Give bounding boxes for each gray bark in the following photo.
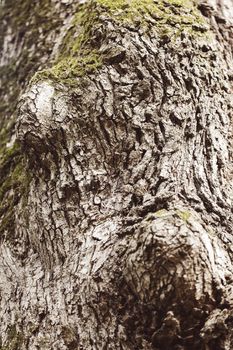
[0,0,233,349]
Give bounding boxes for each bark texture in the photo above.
[0,0,233,349]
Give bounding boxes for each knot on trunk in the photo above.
[16,82,71,155]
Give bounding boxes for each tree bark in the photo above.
[0,0,233,349]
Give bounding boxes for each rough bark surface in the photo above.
[0,0,233,349]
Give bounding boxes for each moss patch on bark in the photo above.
[0,324,24,350]
[96,0,206,28]
[0,0,61,238]
[31,0,209,86]
[0,125,30,238]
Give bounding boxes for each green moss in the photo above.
[32,0,208,86]
[31,1,103,86]
[0,0,56,238]
[0,325,24,350]
[154,209,169,217]
[0,126,31,239]
[176,210,191,222]
[32,51,102,86]
[145,208,191,222]
[97,0,208,39]
[145,209,173,221]
[96,0,204,25]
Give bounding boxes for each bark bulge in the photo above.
[0,0,233,349]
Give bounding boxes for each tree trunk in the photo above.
[0,0,233,349]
